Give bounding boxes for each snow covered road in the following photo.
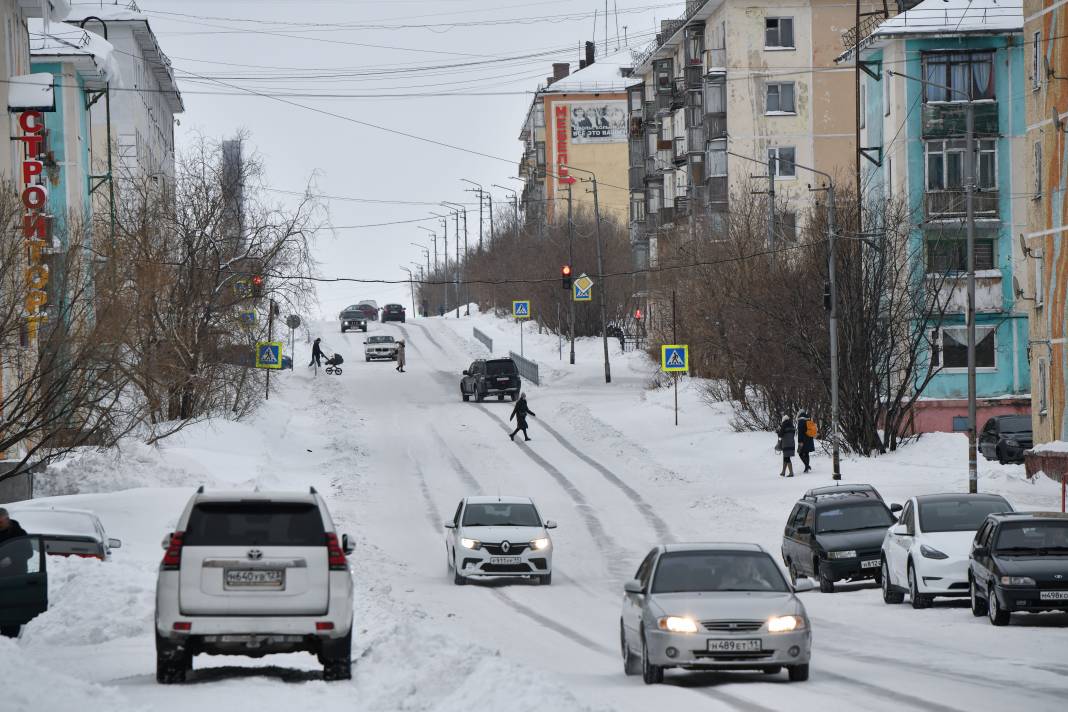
[3,313,1067,711]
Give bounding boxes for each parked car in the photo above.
[154,487,355,683]
[978,414,1033,464]
[357,300,379,321]
[460,358,521,402]
[880,493,1012,608]
[0,535,47,638]
[381,303,406,323]
[781,486,895,592]
[339,305,367,333]
[7,507,121,560]
[444,496,555,585]
[621,543,814,685]
[364,335,399,361]
[969,511,1068,625]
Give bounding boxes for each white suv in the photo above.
[154,487,355,683]
[445,496,556,585]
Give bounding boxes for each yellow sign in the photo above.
[512,300,531,319]
[255,341,284,369]
[573,273,594,302]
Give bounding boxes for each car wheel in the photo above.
[365,357,371,362]
[155,635,189,685]
[881,560,904,604]
[476,387,485,402]
[787,664,810,682]
[996,446,1006,465]
[970,576,988,617]
[510,392,519,402]
[497,394,504,401]
[908,562,932,609]
[321,631,352,681]
[622,622,641,676]
[539,573,552,586]
[640,634,663,685]
[988,585,1010,626]
[462,392,470,402]
[817,563,835,593]
[341,327,346,333]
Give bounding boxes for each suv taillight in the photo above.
[326,533,347,570]
[161,531,184,570]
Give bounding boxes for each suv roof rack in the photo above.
[803,484,883,502]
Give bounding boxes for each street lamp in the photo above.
[442,201,469,316]
[461,179,485,252]
[430,211,451,313]
[399,266,415,318]
[416,227,437,269]
[410,243,430,281]
[492,184,520,243]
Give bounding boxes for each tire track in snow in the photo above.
[815,670,965,712]
[428,428,482,492]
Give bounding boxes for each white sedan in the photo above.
[7,507,121,560]
[880,493,1012,608]
[444,496,556,585]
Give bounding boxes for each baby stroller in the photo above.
[324,353,344,375]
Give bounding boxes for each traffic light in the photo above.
[561,264,572,290]
[251,274,265,299]
[634,308,643,320]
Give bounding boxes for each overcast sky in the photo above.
[109,0,679,318]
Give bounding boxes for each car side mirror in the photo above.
[891,524,908,536]
[793,578,815,593]
[342,534,355,555]
[108,538,122,550]
[444,522,456,529]
[161,533,172,551]
[363,341,368,345]
[462,370,469,376]
[796,525,811,535]
[544,520,557,529]
[972,546,989,557]
[624,579,644,595]
[890,503,903,513]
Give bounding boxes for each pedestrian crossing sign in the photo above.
[572,273,594,302]
[255,341,283,369]
[661,344,689,373]
[512,300,531,319]
[238,310,257,327]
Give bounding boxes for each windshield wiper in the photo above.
[994,546,1042,554]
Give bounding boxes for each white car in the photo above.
[444,496,555,585]
[364,335,398,361]
[154,487,355,683]
[881,493,1012,609]
[8,507,121,560]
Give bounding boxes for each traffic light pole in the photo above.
[573,168,611,384]
[567,180,575,365]
[266,298,275,401]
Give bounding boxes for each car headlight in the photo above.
[460,538,481,550]
[657,616,699,634]
[530,537,550,551]
[767,615,805,633]
[920,544,949,560]
[827,550,857,560]
[1000,576,1035,586]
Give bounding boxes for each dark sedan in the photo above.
[381,303,406,323]
[978,414,1032,464]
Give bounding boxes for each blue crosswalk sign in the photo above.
[255,341,283,369]
[661,344,689,373]
[512,300,531,319]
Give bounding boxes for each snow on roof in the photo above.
[17,0,72,20]
[8,72,55,111]
[28,19,119,87]
[65,1,145,23]
[543,49,635,94]
[8,508,102,539]
[873,0,1022,38]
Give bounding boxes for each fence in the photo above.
[509,351,540,386]
[473,327,493,352]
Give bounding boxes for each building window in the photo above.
[931,325,996,370]
[1033,142,1042,197]
[765,17,794,49]
[707,138,727,176]
[1039,359,1048,415]
[768,146,796,177]
[1032,31,1042,90]
[922,52,995,102]
[777,211,797,242]
[859,84,866,129]
[534,108,544,128]
[925,236,995,272]
[884,74,890,116]
[766,82,796,114]
[630,192,646,224]
[1035,254,1044,307]
[535,141,545,168]
[925,139,997,191]
[704,78,726,114]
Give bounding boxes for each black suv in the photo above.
[381,303,406,323]
[782,485,896,592]
[339,305,367,333]
[460,358,521,402]
[969,511,1068,625]
[978,414,1032,464]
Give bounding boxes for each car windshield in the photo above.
[344,305,360,312]
[184,502,325,547]
[368,336,394,344]
[815,502,894,533]
[994,522,1068,553]
[919,498,1010,533]
[999,416,1031,434]
[486,360,517,376]
[651,551,789,594]
[462,503,540,527]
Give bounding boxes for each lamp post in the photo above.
[461,179,485,253]
[492,184,520,243]
[400,266,415,317]
[417,227,437,270]
[442,201,467,317]
[410,242,430,276]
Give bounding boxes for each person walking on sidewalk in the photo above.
[395,340,406,372]
[796,410,816,473]
[777,415,796,478]
[509,393,535,442]
[309,337,326,368]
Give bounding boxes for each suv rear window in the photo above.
[184,502,325,547]
[486,360,517,376]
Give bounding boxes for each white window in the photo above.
[766,82,796,114]
[1033,31,1042,90]
[1035,254,1044,307]
[765,17,794,49]
[931,325,996,370]
[1039,359,1048,415]
[768,146,796,178]
[925,139,997,191]
[859,84,866,129]
[1033,142,1042,197]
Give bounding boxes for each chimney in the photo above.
[579,59,587,69]
[585,41,595,67]
[551,62,570,83]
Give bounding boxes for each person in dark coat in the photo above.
[0,508,32,638]
[309,338,326,368]
[777,415,796,477]
[509,393,536,442]
[796,410,816,473]
[0,508,27,546]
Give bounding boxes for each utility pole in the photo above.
[266,298,275,401]
[400,266,415,317]
[827,184,841,481]
[566,179,576,365]
[461,179,484,252]
[767,155,777,251]
[488,192,495,246]
[443,202,468,316]
[965,102,978,494]
[571,167,611,384]
[493,185,520,243]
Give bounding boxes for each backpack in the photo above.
[805,419,818,439]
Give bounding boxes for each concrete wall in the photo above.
[0,1,33,180]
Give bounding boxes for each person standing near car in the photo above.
[395,340,406,373]
[796,410,816,473]
[0,508,30,637]
[777,415,796,478]
[0,508,27,546]
[509,393,536,442]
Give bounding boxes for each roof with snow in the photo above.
[17,0,71,20]
[542,49,635,94]
[873,0,1022,38]
[29,20,118,89]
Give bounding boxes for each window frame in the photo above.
[931,324,998,372]
[924,138,998,192]
[765,81,796,114]
[1033,30,1042,90]
[921,51,996,103]
[925,235,996,273]
[1033,141,1042,198]
[768,146,796,178]
[765,17,795,49]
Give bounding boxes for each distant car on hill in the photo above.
[7,507,121,560]
[460,358,521,402]
[978,414,1032,464]
[339,305,368,333]
[381,303,406,323]
[357,300,379,321]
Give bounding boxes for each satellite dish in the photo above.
[1012,274,1024,298]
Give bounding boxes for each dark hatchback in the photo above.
[978,415,1033,464]
[381,303,406,323]
[969,512,1068,625]
[460,358,521,402]
[782,486,895,592]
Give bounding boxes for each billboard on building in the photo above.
[568,101,627,144]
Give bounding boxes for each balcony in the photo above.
[705,48,726,72]
[675,195,690,216]
[925,190,999,219]
[685,64,703,89]
[673,135,688,163]
[927,271,1004,314]
[659,205,676,227]
[629,165,646,191]
[687,124,706,152]
[922,102,998,139]
[708,176,728,205]
[706,114,727,139]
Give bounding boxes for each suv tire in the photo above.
[510,392,519,402]
[908,562,932,609]
[462,391,470,402]
[341,326,347,333]
[321,630,352,681]
[970,576,988,617]
[155,634,189,685]
[538,573,552,586]
[453,570,467,586]
[881,560,904,604]
[475,387,485,403]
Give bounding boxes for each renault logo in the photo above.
[247,549,263,561]
[1056,574,1064,580]
[501,541,511,553]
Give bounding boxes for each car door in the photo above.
[462,362,477,394]
[886,500,914,585]
[971,520,996,589]
[0,536,48,632]
[792,505,816,575]
[782,503,804,569]
[979,419,997,459]
[623,550,657,647]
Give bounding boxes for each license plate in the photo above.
[707,639,761,652]
[1040,591,1068,601]
[861,559,881,569]
[489,556,522,565]
[224,569,284,589]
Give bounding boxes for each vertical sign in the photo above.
[18,111,50,341]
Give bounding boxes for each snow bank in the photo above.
[1030,440,1068,454]
[0,637,121,711]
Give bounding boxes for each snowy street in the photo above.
[2,311,1065,711]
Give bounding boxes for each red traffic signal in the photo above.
[634,308,643,320]
[251,275,264,287]
[561,265,572,290]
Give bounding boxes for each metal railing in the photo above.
[473,327,493,352]
[509,351,540,386]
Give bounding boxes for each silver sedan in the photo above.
[620,543,814,684]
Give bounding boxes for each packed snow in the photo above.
[873,0,1023,37]
[1,306,1065,711]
